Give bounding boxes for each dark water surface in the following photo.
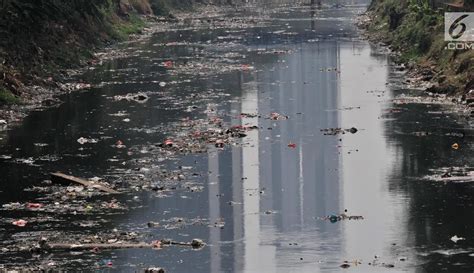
[1,2,473,272]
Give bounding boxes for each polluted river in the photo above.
[0,2,473,272]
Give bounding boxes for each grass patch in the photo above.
[113,13,146,40]
[0,88,21,105]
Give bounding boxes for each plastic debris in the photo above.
[115,140,126,149]
[12,219,28,227]
[145,268,165,273]
[426,166,474,183]
[51,172,119,194]
[151,240,162,249]
[163,60,173,68]
[450,235,465,243]
[103,259,113,267]
[215,139,224,148]
[164,139,174,147]
[26,203,43,209]
[320,127,358,135]
[288,143,297,148]
[77,137,98,145]
[147,222,160,228]
[241,64,254,70]
[270,112,289,120]
[59,82,92,92]
[113,93,149,103]
[317,210,364,223]
[451,143,459,150]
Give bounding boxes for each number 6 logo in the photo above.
[449,14,469,39]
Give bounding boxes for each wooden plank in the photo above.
[50,172,119,194]
[46,242,152,250]
[42,239,204,251]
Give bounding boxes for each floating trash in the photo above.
[77,137,98,145]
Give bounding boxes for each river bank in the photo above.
[357,0,473,119]
[0,0,202,126]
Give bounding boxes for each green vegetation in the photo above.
[368,0,442,61]
[113,13,147,39]
[367,0,473,94]
[0,0,200,105]
[0,0,155,104]
[0,88,21,105]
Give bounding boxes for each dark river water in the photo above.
[0,2,473,272]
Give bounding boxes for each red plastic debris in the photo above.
[27,203,43,209]
[288,143,297,148]
[12,219,28,227]
[115,140,126,148]
[163,60,173,68]
[164,139,174,147]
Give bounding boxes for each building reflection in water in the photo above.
[207,40,345,271]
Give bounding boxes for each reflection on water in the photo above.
[0,1,473,272]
